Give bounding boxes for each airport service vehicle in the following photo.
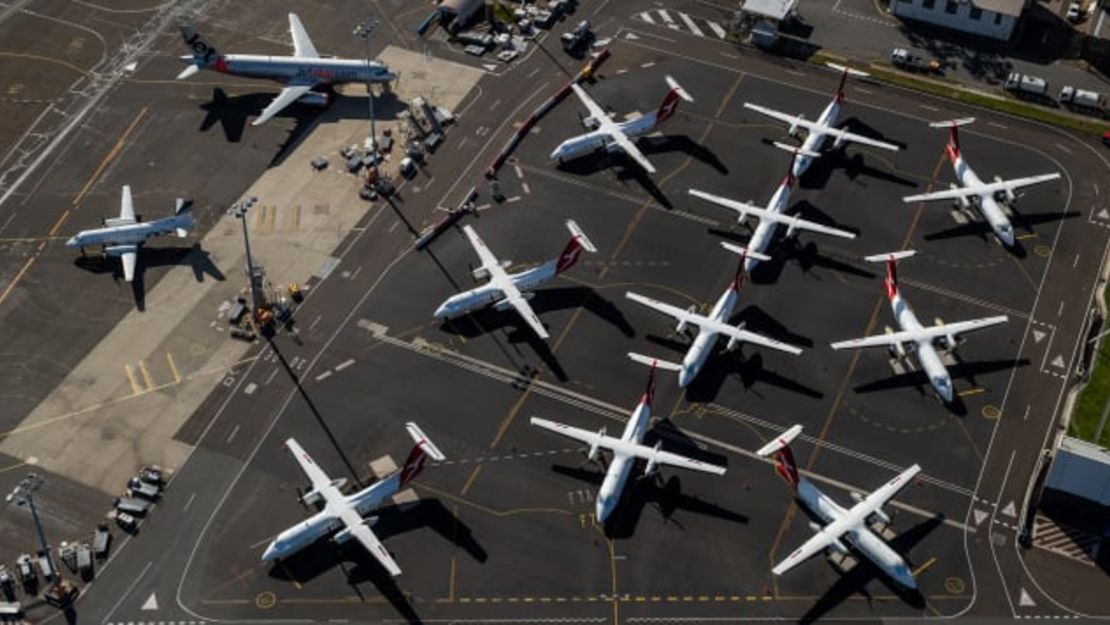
[689,142,856,273]
[261,423,446,576]
[550,75,693,174]
[756,424,922,589]
[531,353,726,522]
[901,118,1060,248]
[433,220,597,340]
[625,244,802,388]
[113,496,151,516]
[830,251,1008,403]
[1005,72,1048,97]
[177,13,396,126]
[1059,85,1107,112]
[75,544,92,578]
[92,524,111,559]
[890,48,941,73]
[127,477,160,500]
[66,185,193,283]
[743,62,900,178]
[1066,1,1084,22]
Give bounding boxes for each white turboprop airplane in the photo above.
[531,352,726,523]
[625,243,803,388]
[65,185,193,282]
[743,63,900,179]
[551,76,694,174]
[756,424,922,589]
[177,13,396,126]
[689,142,856,273]
[902,118,1061,248]
[434,220,597,340]
[261,423,446,575]
[830,251,1008,403]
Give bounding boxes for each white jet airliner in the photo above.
[551,76,693,174]
[689,142,856,274]
[177,13,396,126]
[531,352,726,523]
[66,185,193,282]
[743,63,900,179]
[756,424,922,589]
[902,118,1061,248]
[261,422,446,576]
[830,251,1007,403]
[434,220,596,339]
[625,243,803,388]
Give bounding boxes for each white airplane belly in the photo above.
[680,330,717,384]
[744,223,776,272]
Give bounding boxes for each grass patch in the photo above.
[807,53,1110,136]
[1070,287,1110,448]
[491,2,516,25]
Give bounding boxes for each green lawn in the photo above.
[1069,288,1110,448]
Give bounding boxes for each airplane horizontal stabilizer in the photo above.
[755,424,803,457]
[628,351,683,372]
[863,250,916,263]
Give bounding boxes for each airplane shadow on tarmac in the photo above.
[851,356,1031,417]
[549,435,746,540]
[269,499,487,624]
[793,513,945,624]
[555,153,674,209]
[72,242,224,312]
[922,208,1080,259]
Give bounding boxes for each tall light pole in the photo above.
[228,196,262,318]
[354,18,381,180]
[7,473,57,586]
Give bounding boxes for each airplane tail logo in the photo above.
[944,125,961,164]
[656,89,682,126]
[555,237,585,274]
[180,26,225,71]
[834,67,850,104]
[643,360,657,407]
[773,445,800,490]
[399,442,430,485]
[730,250,748,292]
[884,257,899,300]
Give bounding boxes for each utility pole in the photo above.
[7,473,57,587]
[354,18,381,180]
[228,197,263,319]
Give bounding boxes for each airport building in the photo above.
[890,0,1031,40]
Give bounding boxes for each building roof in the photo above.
[973,0,1027,18]
[740,0,799,21]
[440,0,482,15]
[1059,436,1110,465]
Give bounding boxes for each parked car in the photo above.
[127,477,160,500]
[1066,1,1084,21]
[92,523,111,560]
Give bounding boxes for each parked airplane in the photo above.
[689,142,856,273]
[261,422,446,575]
[830,251,1007,403]
[625,243,802,387]
[434,220,597,339]
[902,118,1061,248]
[756,424,921,589]
[743,63,900,178]
[177,13,397,126]
[66,185,193,282]
[531,352,726,522]
[551,75,693,174]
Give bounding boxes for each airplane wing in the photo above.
[251,84,314,126]
[831,315,1008,350]
[334,505,402,576]
[462,226,548,338]
[742,103,898,152]
[903,173,1060,203]
[624,442,726,475]
[462,225,503,274]
[500,286,549,340]
[570,84,656,173]
[119,185,137,224]
[855,464,921,518]
[773,528,843,576]
[119,248,138,283]
[688,189,855,239]
[283,437,333,491]
[288,13,320,58]
[625,292,801,355]
[531,417,608,448]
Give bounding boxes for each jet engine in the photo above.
[103,245,134,257]
[725,323,747,351]
[949,183,971,210]
[676,305,697,334]
[642,441,663,477]
[587,427,606,462]
[297,92,331,108]
[581,115,600,130]
[994,175,1016,203]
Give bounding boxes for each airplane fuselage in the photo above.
[793,98,840,178]
[796,478,917,589]
[263,473,400,561]
[890,291,953,402]
[596,399,651,522]
[949,154,1015,247]
[742,180,794,273]
[434,261,558,319]
[190,54,395,86]
[679,286,738,387]
[65,214,193,249]
[551,112,659,162]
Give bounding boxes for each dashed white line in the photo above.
[657,9,677,28]
[678,12,704,37]
[641,62,655,68]
[335,358,356,372]
[514,165,524,179]
[706,20,727,39]
[522,182,531,194]
[489,99,502,111]
[309,314,322,330]
[244,382,257,396]
[988,121,1008,129]
[856,87,873,94]
[455,136,468,150]
[1054,143,1072,154]
[264,368,278,384]
[226,424,240,444]
[1073,253,1080,268]
[639,10,655,24]
[387,220,400,234]
[525,67,540,79]
[182,492,196,512]
[1057,301,1065,317]
[920,104,940,112]
[506,195,522,203]
[315,370,333,382]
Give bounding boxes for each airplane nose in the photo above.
[65,237,78,247]
[678,368,694,388]
[261,543,279,562]
[896,564,918,590]
[433,302,451,319]
[595,496,612,523]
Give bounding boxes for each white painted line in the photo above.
[617,68,628,74]
[522,182,531,194]
[856,87,873,94]
[657,9,677,27]
[720,52,739,59]
[525,67,540,79]
[988,121,1008,129]
[514,165,524,179]
[678,12,704,37]
[387,220,400,234]
[102,560,152,624]
[641,62,655,68]
[309,314,322,330]
[506,195,522,203]
[226,424,240,444]
[1055,142,1072,154]
[1057,301,1065,317]
[315,370,333,381]
[1073,253,1080,268]
[264,368,278,385]
[456,136,469,150]
[785,69,804,77]
[920,104,940,112]
[244,382,257,396]
[489,99,502,111]
[707,21,727,39]
[182,492,196,512]
[639,11,655,25]
[335,358,356,372]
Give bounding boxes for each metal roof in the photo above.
[972,0,1028,18]
[740,0,799,21]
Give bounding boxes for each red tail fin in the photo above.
[655,88,682,126]
[834,67,850,103]
[555,236,584,274]
[884,257,899,300]
[399,443,430,485]
[773,446,800,490]
[784,151,799,187]
[730,250,748,292]
[944,125,960,164]
[642,360,657,407]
